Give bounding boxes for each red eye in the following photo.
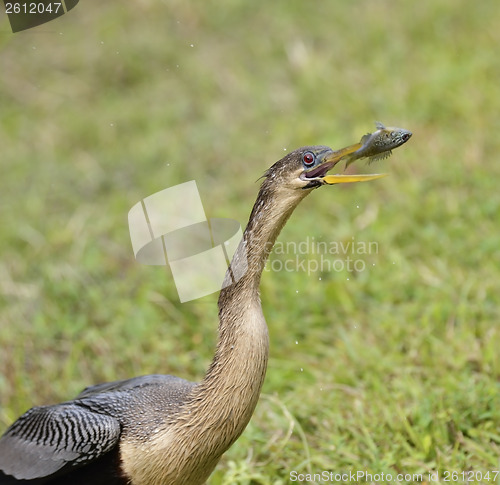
[303,152,315,166]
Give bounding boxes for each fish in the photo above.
[343,122,412,169]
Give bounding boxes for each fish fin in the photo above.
[367,150,392,164]
[374,121,386,130]
[344,154,355,169]
[359,133,371,144]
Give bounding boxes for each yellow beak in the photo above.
[323,173,388,185]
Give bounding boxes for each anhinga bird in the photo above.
[0,140,403,485]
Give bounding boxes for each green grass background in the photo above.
[1,1,499,483]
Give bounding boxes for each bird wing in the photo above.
[0,375,195,482]
[0,403,121,481]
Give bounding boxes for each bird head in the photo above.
[264,145,387,191]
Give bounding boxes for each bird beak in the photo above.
[302,144,388,185]
[322,173,388,184]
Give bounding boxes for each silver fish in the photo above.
[343,122,412,169]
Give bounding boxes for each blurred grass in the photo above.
[1,0,499,483]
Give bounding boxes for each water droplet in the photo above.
[295,340,298,345]
[356,205,360,208]
[300,368,303,372]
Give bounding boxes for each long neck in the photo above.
[185,180,309,448]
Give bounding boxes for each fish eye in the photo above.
[302,152,315,167]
